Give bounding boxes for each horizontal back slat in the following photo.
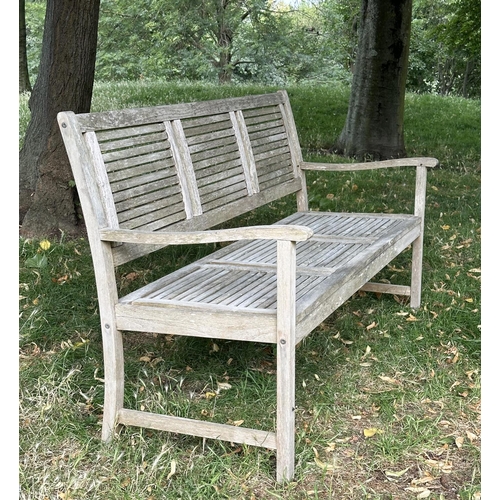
[77,93,287,130]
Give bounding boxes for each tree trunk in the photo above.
[335,0,413,160]
[19,0,100,238]
[19,0,31,93]
[216,15,234,84]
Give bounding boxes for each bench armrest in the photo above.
[299,157,439,172]
[100,225,314,246]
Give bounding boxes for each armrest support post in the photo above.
[410,163,428,309]
[276,239,297,481]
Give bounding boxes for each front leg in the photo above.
[275,240,297,482]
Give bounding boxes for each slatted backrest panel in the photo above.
[94,123,186,231]
[180,112,250,213]
[243,103,297,191]
[69,91,305,264]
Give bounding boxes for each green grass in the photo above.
[19,81,480,499]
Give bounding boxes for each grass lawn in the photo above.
[19,82,481,499]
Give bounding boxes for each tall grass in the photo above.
[19,82,480,499]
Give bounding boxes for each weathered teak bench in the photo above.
[57,91,438,482]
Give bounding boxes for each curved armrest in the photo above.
[100,225,314,246]
[300,157,439,172]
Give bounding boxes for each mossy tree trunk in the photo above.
[19,0,100,237]
[335,0,413,160]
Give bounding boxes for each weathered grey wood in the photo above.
[57,92,438,484]
[115,302,277,343]
[300,157,439,171]
[57,112,125,442]
[276,240,297,481]
[101,224,313,245]
[410,165,428,308]
[118,409,277,449]
[360,282,411,296]
[230,110,259,195]
[164,120,202,218]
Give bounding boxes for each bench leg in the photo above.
[411,164,427,309]
[276,241,297,482]
[276,329,296,482]
[410,235,423,309]
[101,321,125,442]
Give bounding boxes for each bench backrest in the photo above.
[58,91,307,265]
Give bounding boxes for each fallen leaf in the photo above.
[385,466,410,478]
[366,322,377,330]
[166,460,176,480]
[412,474,436,485]
[417,490,432,499]
[312,447,338,471]
[325,442,336,452]
[379,375,402,385]
[204,391,217,399]
[406,314,419,322]
[363,428,383,438]
[455,436,464,448]
[217,382,232,391]
[466,430,478,442]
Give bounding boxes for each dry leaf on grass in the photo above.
[385,466,410,478]
[363,428,383,438]
[166,460,176,480]
[312,447,339,471]
[379,375,402,385]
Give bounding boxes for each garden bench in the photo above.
[57,91,438,482]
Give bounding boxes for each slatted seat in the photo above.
[57,91,438,482]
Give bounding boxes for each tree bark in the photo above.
[19,0,31,93]
[19,0,100,237]
[335,0,413,160]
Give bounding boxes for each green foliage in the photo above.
[24,0,481,95]
[24,0,47,83]
[408,0,480,97]
[19,82,480,499]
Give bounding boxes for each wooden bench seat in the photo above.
[113,211,421,343]
[57,90,438,482]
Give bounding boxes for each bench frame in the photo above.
[58,90,437,482]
